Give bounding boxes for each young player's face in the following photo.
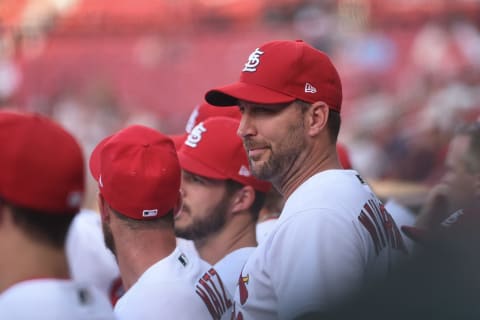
[237,101,307,183]
[441,134,476,212]
[174,171,233,240]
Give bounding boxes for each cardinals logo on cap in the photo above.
[242,48,264,72]
[185,123,207,148]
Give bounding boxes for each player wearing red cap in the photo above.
[170,102,241,149]
[206,40,408,319]
[175,117,271,300]
[89,125,213,319]
[0,111,115,319]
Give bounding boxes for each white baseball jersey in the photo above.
[232,170,408,320]
[66,208,120,299]
[114,247,213,320]
[213,247,254,296]
[175,238,248,319]
[0,278,116,319]
[195,248,254,320]
[256,218,278,245]
[384,199,417,253]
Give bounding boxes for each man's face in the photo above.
[442,134,476,212]
[237,101,307,184]
[174,171,232,240]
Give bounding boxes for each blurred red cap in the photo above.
[0,111,84,214]
[90,125,181,220]
[178,117,271,193]
[184,102,241,133]
[171,102,241,149]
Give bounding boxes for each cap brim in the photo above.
[178,151,227,181]
[205,82,295,106]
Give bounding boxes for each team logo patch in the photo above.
[178,253,189,266]
[242,48,264,72]
[185,122,207,148]
[238,273,249,305]
[142,209,158,217]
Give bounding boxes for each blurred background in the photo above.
[1,0,479,198]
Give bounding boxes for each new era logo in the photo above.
[142,209,158,217]
[305,83,317,93]
[238,165,251,177]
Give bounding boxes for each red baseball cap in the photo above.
[177,117,271,193]
[0,110,84,214]
[205,40,342,112]
[89,125,181,220]
[170,102,241,149]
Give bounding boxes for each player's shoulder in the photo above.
[0,279,115,319]
[115,279,208,319]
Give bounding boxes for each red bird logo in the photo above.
[238,273,249,305]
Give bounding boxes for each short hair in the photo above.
[456,122,480,173]
[225,179,266,222]
[296,100,341,143]
[2,198,75,249]
[262,188,285,215]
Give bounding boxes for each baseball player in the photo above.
[205,40,408,319]
[402,120,480,243]
[89,124,216,320]
[0,111,115,319]
[255,143,352,245]
[175,116,271,298]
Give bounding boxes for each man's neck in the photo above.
[115,229,177,290]
[279,142,341,199]
[194,215,256,265]
[0,237,70,293]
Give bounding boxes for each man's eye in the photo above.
[191,175,207,184]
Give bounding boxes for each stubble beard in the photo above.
[248,122,307,183]
[174,195,230,241]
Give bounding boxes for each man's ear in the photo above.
[306,102,329,137]
[97,193,110,223]
[231,185,255,214]
[173,190,184,218]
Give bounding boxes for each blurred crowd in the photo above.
[1,1,480,318]
[1,0,480,198]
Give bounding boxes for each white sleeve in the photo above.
[115,284,210,320]
[266,209,366,320]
